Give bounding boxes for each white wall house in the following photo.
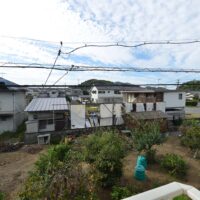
[0,78,26,134]
[25,98,69,133]
[90,85,141,103]
[164,91,186,120]
[122,88,186,120]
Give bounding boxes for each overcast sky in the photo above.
[0,0,200,85]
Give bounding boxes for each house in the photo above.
[25,97,69,133]
[0,78,26,134]
[90,85,140,103]
[26,87,84,102]
[122,87,186,121]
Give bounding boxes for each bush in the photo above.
[186,101,198,107]
[111,186,132,200]
[19,144,97,200]
[161,153,187,178]
[180,126,200,159]
[84,130,126,187]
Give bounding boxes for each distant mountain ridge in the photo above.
[178,80,200,91]
[80,79,137,87]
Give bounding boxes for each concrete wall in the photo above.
[26,120,38,133]
[71,104,85,129]
[0,92,14,113]
[156,102,166,113]
[0,91,26,133]
[0,116,14,134]
[164,92,186,108]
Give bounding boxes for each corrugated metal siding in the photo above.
[25,98,68,112]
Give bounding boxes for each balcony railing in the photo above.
[123,182,200,200]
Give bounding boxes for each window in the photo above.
[92,90,97,94]
[107,91,110,93]
[48,119,53,124]
[33,114,37,119]
[99,91,105,94]
[0,116,7,121]
[39,120,47,129]
[132,104,136,112]
[179,93,183,100]
[114,90,121,94]
[134,93,139,98]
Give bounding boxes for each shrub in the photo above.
[84,130,126,187]
[19,144,97,200]
[180,126,200,159]
[111,186,132,200]
[161,153,187,178]
[186,101,198,107]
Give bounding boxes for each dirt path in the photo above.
[123,136,200,191]
[0,146,46,200]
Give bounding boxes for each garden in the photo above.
[0,120,200,200]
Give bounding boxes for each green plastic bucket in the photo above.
[136,155,147,169]
[134,165,146,181]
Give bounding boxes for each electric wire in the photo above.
[43,41,62,85]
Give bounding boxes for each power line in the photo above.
[1,63,200,73]
[2,35,200,45]
[2,83,200,88]
[52,65,75,86]
[44,42,62,85]
[61,40,200,55]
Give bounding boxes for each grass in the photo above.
[173,194,191,200]
[0,122,26,143]
[0,191,5,200]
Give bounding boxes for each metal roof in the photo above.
[25,98,68,112]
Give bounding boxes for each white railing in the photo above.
[123,182,200,200]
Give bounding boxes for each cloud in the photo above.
[0,0,200,84]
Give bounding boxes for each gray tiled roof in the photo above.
[25,98,68,112]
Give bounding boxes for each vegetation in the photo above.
[0,122,26,143]
[181,126,200,158]
[80,79,114,86]
[0,192,5,200]
[111,186,132,200]
[19,144,97,200]
[186,100,198,107]
[179,80,200,91]
[84,130,126,187]
[132,121,165,163]
[161,153,187,178]
[173,194,191,200]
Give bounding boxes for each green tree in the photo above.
[132,121,165,163]
[84,130,126,187]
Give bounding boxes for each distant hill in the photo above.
[80,79,137,87]
[179,80,200,91]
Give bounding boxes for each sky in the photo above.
[0,0,200,86]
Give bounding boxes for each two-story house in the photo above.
[122,87,186,121]
[0,78,26,134]
[90,85,140,103]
